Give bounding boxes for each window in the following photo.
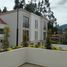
[43,22,46,30]
[35,31,38,40]
[0,39,3,43]
[43,32,46,40]
[0,29,4,34]
[23,16,29,28]
[35,20,38,29]
[23,30,29,42]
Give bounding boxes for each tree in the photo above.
[2,26,10,50]
[14,0,25,9]
[25,3,36,13]
[2,7,7,13]
[14,0,19,9]
[0,9,2,13]
[35,11,42,16]
[63,29,67,44]
[19,0,25,8]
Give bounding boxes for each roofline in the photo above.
[0,8,48,21]
[0,18,7,24]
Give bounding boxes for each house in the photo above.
[0,9,48,47]
[0,18,7,47]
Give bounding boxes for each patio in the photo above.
[19,63,45,67]
[0,47,67,67]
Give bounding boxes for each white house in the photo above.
[0,18,7,47]
[0,9,48,47]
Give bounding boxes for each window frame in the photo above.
[23,16,29,28]
[35,31,38,40]
[35,20,38,29]
[0,28,4,34]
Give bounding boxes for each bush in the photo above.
[29,43,35,47]
[23,41,29,47]
[45,38,52,49]
[2,26,10,50]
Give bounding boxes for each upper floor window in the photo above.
[35,20,38,29]
[0,29,4,34]
[23,16,29,28]
[43,32,46,40]
[43,22,46,30]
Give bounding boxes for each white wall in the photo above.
[0,48,26,67]
[0,24,6,47]
[0,9,48,46]
[30,13,48,42]
[52,44,67,50]
[27,48,67,67]
[0,24,6,39]
[0,12,17,46]
[0,24,6,28]
[0,47,67,67]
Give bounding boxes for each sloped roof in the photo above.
[0,18,7,24]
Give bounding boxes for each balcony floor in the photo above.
[19,63,45,67]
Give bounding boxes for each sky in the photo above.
[0,0,67,26]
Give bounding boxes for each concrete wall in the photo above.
[0,12,17,46]
[0,48,26,67]
[0,47,67,67]
[52,44,67,50]
[27,48,67,67]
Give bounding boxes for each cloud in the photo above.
[58,0,67,5]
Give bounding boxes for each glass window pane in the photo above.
[43,22,46,30]
[35,31,38,40]
[0,29,4,34]
[23,16,29,28]
[35,20,38,29]
[43,32,46,40]
[23,30,29,42]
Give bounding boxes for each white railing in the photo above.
[27,48,67,67]
[0,47,67,67]
[0,48,26,67]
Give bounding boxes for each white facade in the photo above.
[0,24,6,47]
[0,9,48,46]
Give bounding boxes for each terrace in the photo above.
[0,47,67,67]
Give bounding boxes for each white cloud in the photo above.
[50,0,67,25]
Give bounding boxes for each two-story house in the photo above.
[0,9,48,47]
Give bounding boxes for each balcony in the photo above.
[0,47,67,67]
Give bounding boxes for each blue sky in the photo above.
[0,0,67,25]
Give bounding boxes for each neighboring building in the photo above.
[0,18,7,47]
[0,9,48,47]
[50,34,64,44]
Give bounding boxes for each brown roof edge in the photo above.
[0,9,48,21]
[0,18,7,24]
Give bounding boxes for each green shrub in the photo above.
[45,38,52,49]
[2,26,10,50]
